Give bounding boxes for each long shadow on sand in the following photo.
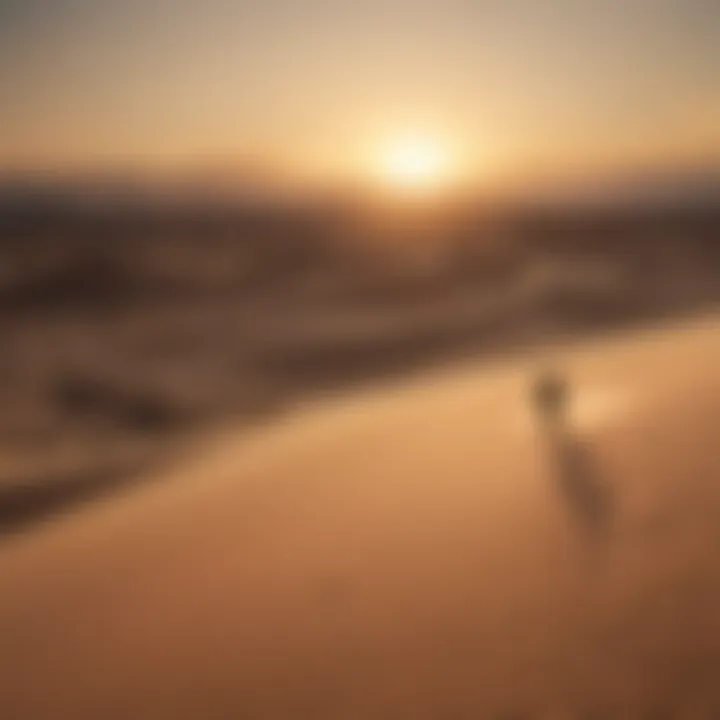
[546,427,614,541]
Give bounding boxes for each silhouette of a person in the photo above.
[532,368,569,432]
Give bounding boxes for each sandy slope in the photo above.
[1,314,720,719]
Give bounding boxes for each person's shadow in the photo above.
[545,425,614,542]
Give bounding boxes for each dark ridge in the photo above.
[0,460,153,535]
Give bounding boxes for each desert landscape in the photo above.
[1,191,718,531]
[2,0,719,716]
[1,188,719,717]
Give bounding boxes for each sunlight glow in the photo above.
[376,134,452,192]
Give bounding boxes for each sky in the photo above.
[0,0,718,190]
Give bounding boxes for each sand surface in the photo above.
[1,315,720,718]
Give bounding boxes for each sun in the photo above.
[375,134,451,192]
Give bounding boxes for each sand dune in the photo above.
[1,314,720,718]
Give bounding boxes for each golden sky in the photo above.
[0,0,718,189]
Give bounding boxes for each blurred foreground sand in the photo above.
[0,314,720,718]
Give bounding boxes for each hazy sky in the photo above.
[1,0,718,186]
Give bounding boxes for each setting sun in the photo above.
[376,135,452,192]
